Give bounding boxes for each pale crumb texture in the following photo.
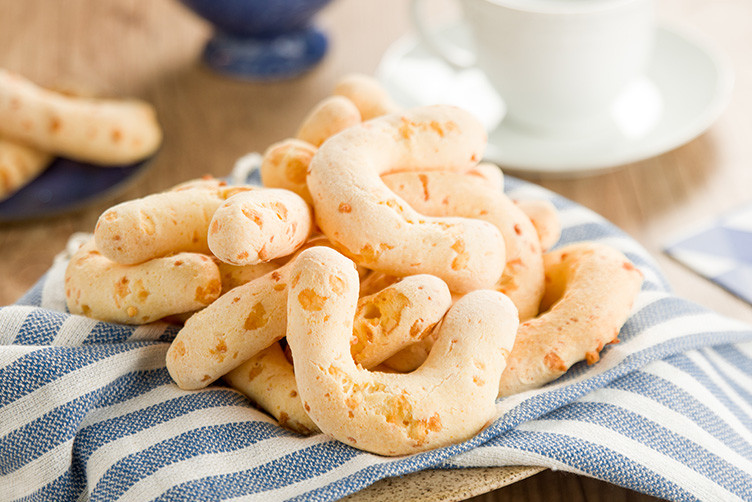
[332,73,402,121]
[64,239,221,325]
[165,261,291,390]
[0,137,51,201]
[208,188,312,266]
[287,247,519,456]
[383,170,544,320]
[515,199,561,252]
[260,138,317,205]
[296,95,361,147]
[351,274,451,368]
[0,68,162,165]
[498,242,643,397]
[224,342,319,435]
[94,184,254,265]
[307,105,505,294]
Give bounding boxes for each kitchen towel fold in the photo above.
[1,173,751,502]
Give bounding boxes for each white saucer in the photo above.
[377,24,734,176]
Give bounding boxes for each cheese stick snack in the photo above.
[0,68,162,165]
[64,239,221,324]
[0,137,52,201]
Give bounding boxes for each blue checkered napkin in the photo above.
[665,203,752,306]
[2,175,752,502]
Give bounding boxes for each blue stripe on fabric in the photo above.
[529,297,715,388]
[152,440,362,502]
[0,342,159,407]
[74,386,250,461]
[83,322,138,345]
[82,322,180,345]
[477,429,694,502]
[607,370,752,460]
[545,401,752,498]
[697,347,752,408]
[0,369,169,475]
[494,330,752,434]
[668,353,752,431]
[13,469,83,502]
[14,308,67,346]
[90,421,290,502]
[713,344,752,378]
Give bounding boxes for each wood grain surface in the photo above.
[1,0,751,500]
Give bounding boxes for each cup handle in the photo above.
[409,0,476,70]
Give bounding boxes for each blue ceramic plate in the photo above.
[0,156,153,223]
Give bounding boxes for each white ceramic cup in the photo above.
[411,0,655,136]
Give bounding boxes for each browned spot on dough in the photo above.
[209,219,220,235]
[247,365,263,381]
[473,376,485,386]
[126,306,138,317]
[273,282,286,291]
[451,239,469,271]
[585,351,600,365]
[289,390,297,398]
[195,279,221,304]
[49,116,61,133]
[111,128,122,143]
[514,224,522,235]
[81,305,91,315]
[418,174,430,201]
[271,271,282,282]
[544,352,567,372]
[304,402,310,412]
[173,260,183,266]
[329,274,345,294]
[278,412,289,427]
[242,208,263,227]
[172,340,186,357]
[244,302,268,330]
[115,276,130,298]
[338,202,352,213]
[236,251,249,260]
[298,289,326,311]
[347,436,357,444]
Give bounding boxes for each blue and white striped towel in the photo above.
[2,173,752,501]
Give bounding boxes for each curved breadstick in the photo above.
[498,242,643,396]
[307,105,505,294]
[515,199,561,252]
[296,95,361,147]
[224,342,319,435]
[0,68,161,165]
[351,274,451,368]
[64,239,221,324]
[287,247,518,456]
[208,189,312,266]
[166,261,291,390]
[260,138,316,205]
[94,184,253,264]
[0,137,52,201]
[332,73,401,121]
[465,162,504,191]
[225,272,451,436]
[167,251,451,389]
[382,170,544,320]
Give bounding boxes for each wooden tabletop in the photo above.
[1,0,750,500]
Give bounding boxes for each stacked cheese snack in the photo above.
[65,74,642,456]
